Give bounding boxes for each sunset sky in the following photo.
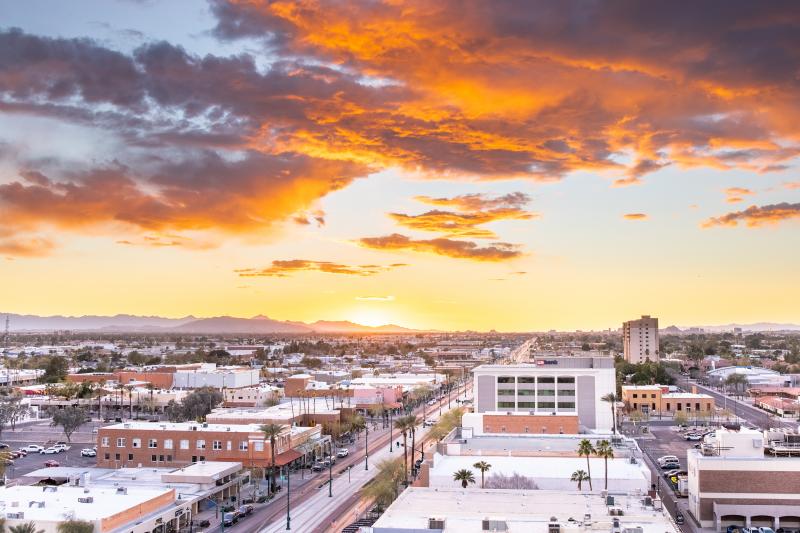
[1,0,799,331]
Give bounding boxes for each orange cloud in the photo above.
[784,182,800,190]
[0,235,54,258]
[236,259,406,277]
[724,187,755,203]
[623,213,648,220]
[701,203,800,228]
[414,192,530,211]
[358,233,522,261]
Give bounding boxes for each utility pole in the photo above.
[286,464,291,530]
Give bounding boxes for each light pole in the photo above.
[285,464,291,530]
[389,403,393,453]
[328,441,333,497]
[364,418,369,470]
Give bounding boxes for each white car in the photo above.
[53,444,70,452]
[80,448,96,457]
[427,399,437,406]
[657,455,679,466]
[24,445,44,453]
[336,448,349,458]
[39,447,60,455]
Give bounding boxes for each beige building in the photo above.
[621,385,714,416]
[688,427,800,530]
[623,315,659,363]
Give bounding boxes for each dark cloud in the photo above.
[702,203,800,228]
[358,233,523,261]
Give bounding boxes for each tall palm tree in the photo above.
[473,461,491,488]
[601,393,618,435]
[394,416,412,484]
[260,423,284,494]
[453,468,475,488]
[407,415,420,472]
[595,440,614,490]
[571,469,589,491]
[577,439,595,491]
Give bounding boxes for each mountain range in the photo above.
[1,313,426,334]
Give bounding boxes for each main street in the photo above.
[251,381,472,533]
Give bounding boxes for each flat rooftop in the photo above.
[372,488,676,533]
[101,421,268,433]
[0,484,173,521]
[452,434,621,455]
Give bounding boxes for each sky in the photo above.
[0,0,799,331]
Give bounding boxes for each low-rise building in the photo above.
[96,421,323,469]
[622,385,715,416]
[371,487,676,533]
[688,426,800,530]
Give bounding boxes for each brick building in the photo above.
[622,385,715,416]
[96,421,322,469]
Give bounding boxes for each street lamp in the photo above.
[328,441,333,498]
[364,418,369,471]
[285,464,291,530]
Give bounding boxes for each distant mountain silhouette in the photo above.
[1,312,429,334]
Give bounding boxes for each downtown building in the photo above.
[96,421,327,469]
[622,315,659,364]
[466,357,615,434]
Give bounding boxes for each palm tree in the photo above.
[453,468,475,488]
[9,522,43,533]
[145,383,156,415]
[56,520,94,533]
[577,439,595,491]
[601,393,618,435]
[571,469,590,491]
[473,461,491,488]
[407,415,420,473]
[725,373,748,399]
[260,423,284,494]
[595,440,614,490]
[394,415,412,484]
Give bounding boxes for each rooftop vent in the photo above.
[428,517,445,529]
[116,487,127,495]
[78,497,93,504]
[27,501,45,509]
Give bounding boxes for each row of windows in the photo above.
[497,401,576,409]
[101,437,263,452]
[104,452,175,462]
[631,393,658,399]
[497,376,575,384]
[498,388,574,397]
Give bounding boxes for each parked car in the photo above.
[238,505,254,516]
[427,399,437,406]
[660,460,680,469]
[197,520,211,528]
[311,462,323,472]
[657,455,679,466]
[53,444,70,452]
[727,526,742,533]
[81,448,96,457]
[40,447,60,455]
[0,443,8,449]
[15,449,27,456]
[336,448,349,458]
[222,513,237,527]
[23,445,44,453]
[675,512,685,525]
[685,433,703,441]
[44,460,60,467]
[758,528,776,533]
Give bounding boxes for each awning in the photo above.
[274,449,303,466]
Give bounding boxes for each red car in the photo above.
[44,460,60,468]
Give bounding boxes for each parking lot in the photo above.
[0,418,101,478]
[639,425,707,471]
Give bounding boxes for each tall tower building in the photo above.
[623,315,659,364]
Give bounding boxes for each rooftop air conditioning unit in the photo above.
[428,517,445,529]
[78,497,93,504]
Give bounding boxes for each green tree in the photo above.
[577,439,595,491]
[260,423,284,494]
[674,410,689,426]
[9,522,43,533]
[571,469,590,491]
[595,440,614,490]
[180,387,223,421]
[57,520,94,533]
[361,458,404,509]
[50,406,88,442]
[41,356,68,383]
[473,461,491,489]
[725,373,748,398]
[453,468,475,488]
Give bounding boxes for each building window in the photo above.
[149,439,158,448]
[132,438,141,448]
[500,426,506,432]
[538,389,555,396]
[651,394,656,398]
[101,437,110,447]
[557,377,575,384]
[104,453,110,460]
[497,401,515,409]
[518,377,535,384]
[497,376,514,384]
[518,402,535,409]
[128,453,133,461]
[497,388,515,396]
[180,440,189,450]
[199,456,205,461]
[164,439,173,450]
[227,441,232,451]
[632,393,638,399]
[695,403,700,410]
[192,456,197,462]
[213,440,222,450]
[151,455,157,462]
[538,402,555,409]
[558,401,576,409]
[115,453,121,461]
[239,441,249,451]
[254,441,264,452]
[666,403,671,411]
[116,438,126,447]
[167,455,173,462]
[197,440,206,450]
[524,427,529,433]
[538,377,555,384]
[159,455,165,462]
[517,389,535,396]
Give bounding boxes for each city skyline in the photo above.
[1,1,799,331]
